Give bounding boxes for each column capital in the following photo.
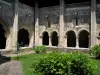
[64,35,67,38]
[88,35,90,37]
[39,35,43,38]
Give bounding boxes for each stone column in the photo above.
[76,36,79,48]
[91,0,97,47]
[35,1,39,46]
[12,0,18,51]
[59,0,65,47]
[49,36,52,46]
[88,36,91,48]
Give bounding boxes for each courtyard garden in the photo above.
[12,45,100,75]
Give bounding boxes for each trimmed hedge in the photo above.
[33,52,96,75]
[92,45,100,59]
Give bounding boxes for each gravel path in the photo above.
[0,61,23,75]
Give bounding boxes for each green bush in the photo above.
[91,45,100,59]
[34,45,47,54]
[33,52,95,75]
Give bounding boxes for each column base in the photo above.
[75,46,79,49]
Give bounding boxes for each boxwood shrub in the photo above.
[91,45,100,59]
[34,45,47,54]
[33,52,95,75]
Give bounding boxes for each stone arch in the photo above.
[78,30,89,48]
[51,31,58,46]
[19,26,32,37]
[77,28,89,36]
[66,30,76,47]
[19,26,34,47]
[0,17,10,49]
[50,30,59,36]
[42,31,49,46]
[42,30,49,36]
[0,17,10,35]
[18,28,29,47]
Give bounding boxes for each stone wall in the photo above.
[39,6,60,36]
[38,3,91,37]
[1,1,100,50]
[0,1,34,49]
[18,2,34,47]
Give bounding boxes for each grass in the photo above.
[12,54,100,75]
[92,59,100,75]
[12,54,48,75]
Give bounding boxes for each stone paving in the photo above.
[0,61,23,75]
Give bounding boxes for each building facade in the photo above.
[0,0,99,52]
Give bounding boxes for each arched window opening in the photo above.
[18,28,29,47]
[67,31,76,47]
[51,31,58,46]
[79,30,89,48]
[42,32,49,45]
[0,23,6,49]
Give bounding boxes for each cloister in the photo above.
[0,0,100,52]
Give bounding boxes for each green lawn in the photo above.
[12,54,100,75]
[92,59,100,75]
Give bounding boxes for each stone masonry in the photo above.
[0,0,99,52]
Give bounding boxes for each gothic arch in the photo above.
[66,30,76,47]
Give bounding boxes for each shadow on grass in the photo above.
[0,54,11,65]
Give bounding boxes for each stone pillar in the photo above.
[59,0,65,47]
[39,36,43,45]
[12,0,18,51]
[49,36,52,46]
[35,1,39,46]
[76,36,79,48]
[29,32,34,47]
[91,0,97,47]
[64,35,67,48]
